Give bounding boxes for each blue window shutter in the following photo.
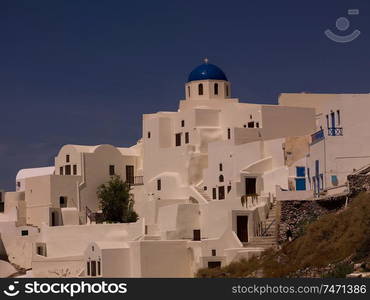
[296,167,305,177]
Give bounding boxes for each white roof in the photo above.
[117,147,139,156]
[16,167,55,180]
[67,145,100,153]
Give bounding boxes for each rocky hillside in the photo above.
[197,192,370,278]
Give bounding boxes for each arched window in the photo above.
[214,83,218,95]
[225,84,229,97]
[219,175,224,182]
[188,86,190,98]
[198,83,203,95]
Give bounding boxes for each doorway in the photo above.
[126,165,134,184]
[236,215,249,242]
[51,212,57,226]
[245,177,256,195]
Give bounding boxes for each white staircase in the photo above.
[194,186,212,202]
[245,202,278,250]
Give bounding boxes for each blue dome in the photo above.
[187,63,228,82]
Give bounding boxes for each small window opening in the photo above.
[214,83,218,95]
[109,165,115,176]
[198,84,203,95]
[185,132,189,144]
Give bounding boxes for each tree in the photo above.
[97,175,138,223]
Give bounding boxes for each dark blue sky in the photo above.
[0,0,369,190]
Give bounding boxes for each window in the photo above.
[175,133,182,146]
[59,196,67,208]
[109,165,115,176]
[98,261,101,276]
[248,121,254,128]
[208,261,221,269]
[243,124,246,128]
[66,155,70,163]
[193,229,201,241]
[17,181,21,188]
[91,261,97,276]
[337,110,341,125]
[214,83,218,95]
[187,86,190,97]
[73,164,77,175]
[147,131,151,139]
[219,175,224,182]
[65,165,71,175]
[60,167,63,175]
[212,249,216,256]
[212,188,217,200]
[227,128,231,139]
[198,83,203,95]
[21,230,28,236]
[92,246,94,252]
[181,120,185,127]
[219,163,223,171]
[37,246,43,256]
[203,186,207,191]
[87,262,90,276]
[36,243,46,256]
[157,179,161,191]
[256,122,259,128]
[185,132,189,144]
[218,186,225,200]
[330,111,335,128]
[225,84,229,96]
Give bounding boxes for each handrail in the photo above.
[261,219,275,237]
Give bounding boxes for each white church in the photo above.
[1,61,369,277]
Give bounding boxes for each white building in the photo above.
[1,61,368,277]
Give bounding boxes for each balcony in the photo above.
[328,127,343,136]
[311,129,324,145]
[126,176,144,186]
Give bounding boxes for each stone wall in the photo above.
[277,197,347,244]
[348,169,370,196]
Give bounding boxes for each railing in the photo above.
[240,194,259,208]
[328,127,343,136]
[311,129,324,144]
[126,176,144,186]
